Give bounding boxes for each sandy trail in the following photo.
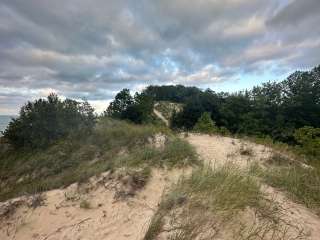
[185,133,320,240]
[153,108,169,126]
[185,133,271,168]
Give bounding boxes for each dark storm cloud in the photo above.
[0,0,320,113]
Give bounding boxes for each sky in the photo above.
[0,0,320,114]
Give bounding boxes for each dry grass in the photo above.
[79,199,91,209]
[239,144,254,156]
[253,155,320,214]
[0,118,199,202]
[145,164,306,240]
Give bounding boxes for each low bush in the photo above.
[80,200,91,209]
[294,126,320,158]
[193,112,218,134]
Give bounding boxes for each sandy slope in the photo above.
[153,108,169,126]
[1,111,320,240]
[185,133,320,240]
[185,133,272,168]
[0,169,183,240]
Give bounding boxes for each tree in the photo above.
[193,112,217,134]
[105,89,133,118]
[294,126,320,157]
[3,94,96,149]
[122,93,154,124]
[106,89,154,124]
[171,97,205,130]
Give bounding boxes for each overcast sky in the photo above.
[1,0,320,114]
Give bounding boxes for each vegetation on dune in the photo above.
[145,165,305,240]
[144,85,201,103]
[0,63,319,235]
[147,65,320,146]
[105,88,155,124]
[193,112,217,134]
[192,112,231,136]
[252,156,320,214]
[294,126,320,159]
[2,93,96,149]
[0,118,198,201]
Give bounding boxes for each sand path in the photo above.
[185,133,320,240]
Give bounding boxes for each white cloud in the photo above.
[0,0,319,113]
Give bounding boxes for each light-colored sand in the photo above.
[0,169,182,240]
[153,108,169,126]
[185,133,272,168]
[1,130,320,240]
[185,133,320,240]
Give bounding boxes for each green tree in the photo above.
[122,93,154,124]
[193,112,217,134]
[294,126,320,157]
[105,89,133,118]
[3,94,96,149]
[106,89,154,124]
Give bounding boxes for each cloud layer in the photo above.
[1,0,319,114]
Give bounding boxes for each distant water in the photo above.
[0,115,14,135]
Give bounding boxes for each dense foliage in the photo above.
[193,112,217,134]
[294,126,320,157]
[150,65,320,144]
[144,85,202,103]
[105,89,154,124]
[2,94,96,149]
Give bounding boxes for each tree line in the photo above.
[2,65,319,154]
[145,65,320,144]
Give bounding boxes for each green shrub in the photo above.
[3,94,95,149]
[80,200,91,209]
[113,137,198,169]
[193,112,217,134]
[218,126,231,136]
[294,126,320,157]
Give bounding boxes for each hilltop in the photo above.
[0,65,320,240]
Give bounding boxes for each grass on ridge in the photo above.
[251,157,320,214]
[144,164,306,240]
[0,118,198,202]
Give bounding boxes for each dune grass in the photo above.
[252,155,320,214]
[0,118,198,202]
[145,164,306,240]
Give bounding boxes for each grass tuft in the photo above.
[239,144,254,156]
[145,164,306,240]
[79,199,91,209]
[254,162,320,214]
